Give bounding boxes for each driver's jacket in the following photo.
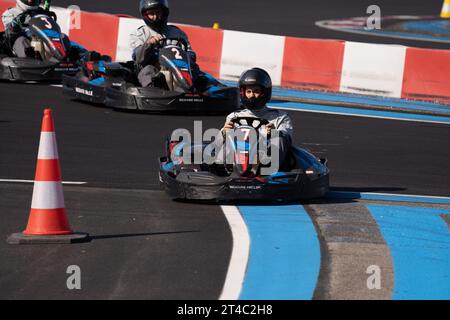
[2,6,29,38]
[129,24,193,68]
[226,106,294,139]
[1,6,24,29]
[2,5,48,41]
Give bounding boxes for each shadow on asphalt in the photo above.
[59,99,236,117]
[174,198,359,206]
[330,187,407,193]
[172,186,408,206]
[89,230,200,241]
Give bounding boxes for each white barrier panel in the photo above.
[50,6,70,35]
[116,17,145,62]
[339,42,406,98]
[220,30,285,86]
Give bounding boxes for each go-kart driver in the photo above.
[130,0,199,87]
[1,0,43,57]
[222,68,293,165]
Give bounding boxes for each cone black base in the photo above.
[7,232,90,245]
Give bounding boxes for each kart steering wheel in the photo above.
[230,117,270,131]
[158,37,189,52]
[14,9,57,27]
[226,117,270,177]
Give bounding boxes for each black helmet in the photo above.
[238,68,272,109]
[139,0,169,31]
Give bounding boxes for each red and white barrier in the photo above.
[339,42,407,98]
[281,37,345,92]
[1,0,449,104]
[402,47,450,103]
[219,30,285,85]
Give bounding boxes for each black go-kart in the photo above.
[0,9,82,82]
[62,37,240,113]
[159,117,330,202]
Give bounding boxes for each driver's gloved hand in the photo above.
[85,50,102,61]
[101,55,112,62]
[10,21,22,34]
[187,51,197,63]
[15,14,31,26]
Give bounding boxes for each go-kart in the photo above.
[159,117,330,201]
[62,37,240,113]
[0,9,82,82]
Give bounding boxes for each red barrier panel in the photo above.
[177,25,224,78]
[68,11,120,60]
[402,47,450,104]
[0,0,15,32]
[281,37,345,91]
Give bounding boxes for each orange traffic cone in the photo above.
[7,109,89,245]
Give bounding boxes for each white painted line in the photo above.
[219,205,250,300]
[0,179,87,185]
[50,84,63,88]
[327,191,450,205]
[366,192,450,200]
[270,105,450,125]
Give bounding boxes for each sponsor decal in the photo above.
[75,87,94,96]
[179,98,204,103]
[229,185,263,190]
[54,67,79,72]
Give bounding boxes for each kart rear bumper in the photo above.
[105,85,240,114]
[1,56,78,81]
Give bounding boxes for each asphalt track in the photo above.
[0,0,449,300]
[1,82,449,196]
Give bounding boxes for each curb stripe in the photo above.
[219,206,250,300]
[368,205,450,299]
[238,205,321,300]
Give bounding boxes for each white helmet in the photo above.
[16,0,41,11]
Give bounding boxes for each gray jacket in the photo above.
[226,106,294,138]
[2,6,24,29]
[129,24,192,66]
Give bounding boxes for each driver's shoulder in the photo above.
[266,108,291,119]
[133,25,150,36]
[166,24,188,38]
[2,7,21,17]
[2,7,22,26]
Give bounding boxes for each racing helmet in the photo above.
[16,0,41,11]
[139,0,169,31]
[238,68,272,109]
